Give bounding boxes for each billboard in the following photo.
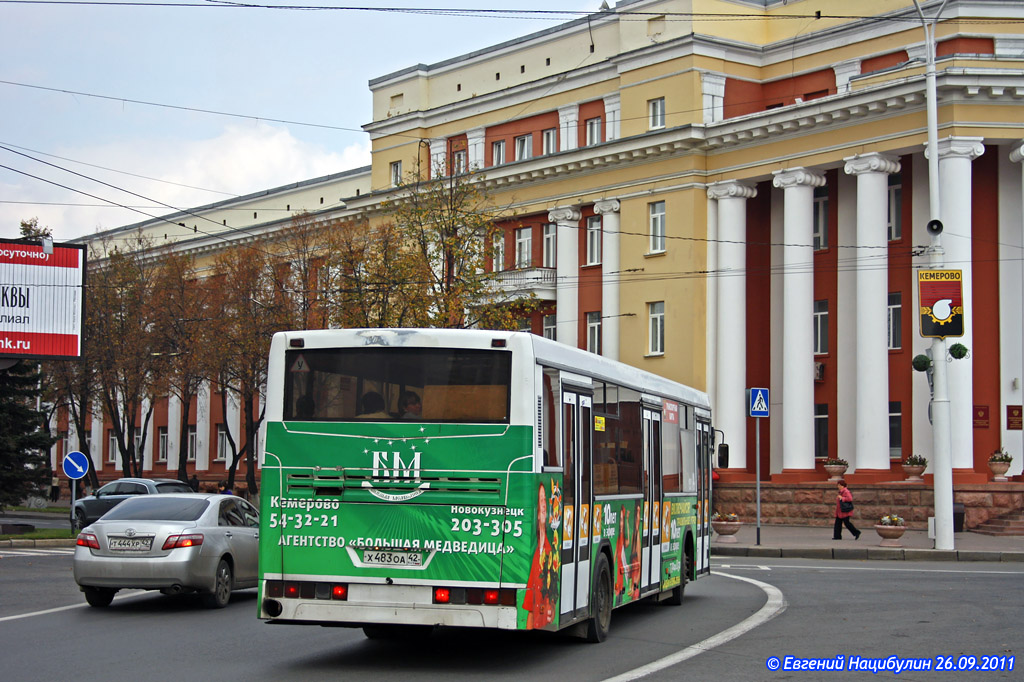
[0,238,86,359]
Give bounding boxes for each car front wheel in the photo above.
[83,586,116,608]
[203,559,233,609]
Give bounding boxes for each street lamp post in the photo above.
[914,0,954,551]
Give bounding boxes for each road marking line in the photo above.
[720,561,1024,575]
[602,571,787,682]
[0,591,146,623]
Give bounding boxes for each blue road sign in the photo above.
[749,388,770,418]
[62,450,90,480]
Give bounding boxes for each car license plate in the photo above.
[362,550,422,567]
[108,536,153,552]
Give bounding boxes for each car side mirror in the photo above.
[717,444,729,469]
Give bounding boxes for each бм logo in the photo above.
[363,448,431,501]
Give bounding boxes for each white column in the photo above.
[845,152,901,471]
[707,180,757,469]
[602,93,621,141]
[931,137,985,469]
[772,168,825,472]
[196,380,211,471]
[466,127,485,170]
[167,394,181,471]
[1007,143,1024,477]
[595,200,620,361]
[141,396,153,471]
[91,410,103,469]
[558,104,579,152]
[549,207,581,347]
[833,60,861,94]
[706,195,719,405]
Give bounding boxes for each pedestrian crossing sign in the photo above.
[749,388,769,418]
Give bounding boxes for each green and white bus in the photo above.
[258,328,715,641]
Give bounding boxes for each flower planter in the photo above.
[711,520,742,543]
[823,464,847,482]
[989,461,1011,482]
[874,524,907,547]
[902,464,926,482]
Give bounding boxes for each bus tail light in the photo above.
[483,589,500,605]
[332,584,348,600]
[433,587,450,604]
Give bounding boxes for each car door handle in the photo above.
[254,533,259,540]
[224,531,233,538]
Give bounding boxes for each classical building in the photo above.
[57,2,1024,522]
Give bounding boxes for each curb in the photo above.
[1,538,77,548]
[713,546,1024,562]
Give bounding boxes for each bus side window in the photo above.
[542,369,559,467]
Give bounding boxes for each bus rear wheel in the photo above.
[585,553,612,643]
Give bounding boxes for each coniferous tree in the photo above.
[0,361,56,510]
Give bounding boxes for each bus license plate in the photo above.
[362,550,422,567]
[108,536,153,551]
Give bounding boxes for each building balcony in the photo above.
[491,267,556,301]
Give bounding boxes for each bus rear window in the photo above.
[283,347,512,423]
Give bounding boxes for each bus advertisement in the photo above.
[258,328,714,641]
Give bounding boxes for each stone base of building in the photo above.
[712,480,1024,531]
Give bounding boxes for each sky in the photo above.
[0,1,598,241]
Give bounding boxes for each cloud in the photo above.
[1,123,369,242]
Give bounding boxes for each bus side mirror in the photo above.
[717,444,729,469]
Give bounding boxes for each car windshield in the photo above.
[156,482,193,493]
[101,497,209,521]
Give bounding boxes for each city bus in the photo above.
[257,328,715,641]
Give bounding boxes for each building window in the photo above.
[542,223,556,268]
[888,401,902,458]
[133,427,143,458]
[187,425,197,462]
[888,291,902,350]
[518,318,532,333]
[649,200,666,253]
[814,404,829,459]
[586,216,602,265]
[585,117,602,146]
[586,312,602,354]
[389,160,402,187]
[492,234,505,272]
[157,426,168,463]
[542,128,557,155]
[648,301,665,355]
[543,314,556,340]
[108,430,117,464]
[60,431,69,457]
[813,300,829,355]
[887,173,902,241]
[648,97,665,129]
[492,140,506,165]
[216,424,229,462]
[514,134,532,161]
[451,150,467,174]
[813,186,828,250]
[83,430,92,457]
[515,227,532,268]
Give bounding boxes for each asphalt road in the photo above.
[1,553,1019,681]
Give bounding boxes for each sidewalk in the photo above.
[712,523,1024,562]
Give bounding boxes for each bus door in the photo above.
[695,419,713,576]
[641,406,662,593]
[560,388,593,620]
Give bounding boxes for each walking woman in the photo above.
[833,479,861,540]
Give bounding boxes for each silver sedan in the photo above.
[73,493,259,608]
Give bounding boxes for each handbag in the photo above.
[840,500,854,513]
